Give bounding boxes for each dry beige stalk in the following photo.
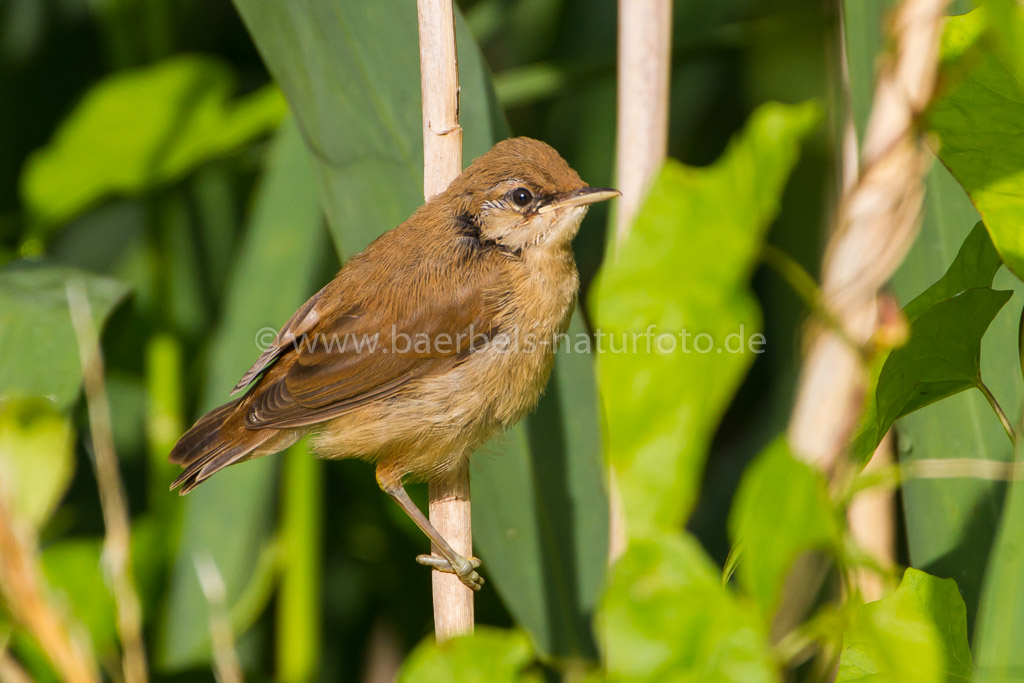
[788,0,950,470]
[848,434,897,601]
[66,282,148,683]
[608,0,674,562]
[0,496,99,683]
[416,0,474,640]
[613,0,673,249]
[194,554,244,683]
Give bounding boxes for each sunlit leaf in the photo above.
[838,568,971,682]
[728,438,839,618]
[599,533,775,683]
[976,0,1024,90]
[397,628,540,683]
[20,54,286,231]
[927,10,1024,278]
[590,101,819,535]
[0,399,74,529]
[0,263,129,409]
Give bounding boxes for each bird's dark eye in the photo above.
[511,187,533,207]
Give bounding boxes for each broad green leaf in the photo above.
[397,628,540,683]
[20,54,285,231]
[598,533,775,683]
[974,439,1024,681]
[728,438,839,618]
[232,0,609,658]
[0,263,129,410]
[878,288,1010,433]
[230,0,503,255]
[977,0,1024,88]
[590,101,819,534]
[927,10,1024,278]
[0,399,74,529]
[158,119,324,669]
[838,568,971,682]
[902,222,1003,320]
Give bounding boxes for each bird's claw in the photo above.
[416,554,484,590]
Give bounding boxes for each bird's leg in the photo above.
[377,473,484,591]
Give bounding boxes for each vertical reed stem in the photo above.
[416,0,473,640]
[610,0,673,560]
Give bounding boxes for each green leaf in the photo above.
[728,438,839,618]
[157,118,324,669]
[851,222,1013,463]
[902,222,1003,320]
[977,0,1024,86]
[231,0,609,658]
[838,568,971,682]
[0,263,129,410]
[20,54,285,232]
[0,399,74,529]
[590,101,819,535]
[927,10,1024,278]
[230,0,504,255]
[879,288,1010,430]
[397,628,540,683]
[974,440,1024,681]
[598,532,776,683]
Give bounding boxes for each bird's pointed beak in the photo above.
[537,187,621,214]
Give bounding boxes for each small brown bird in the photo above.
[169,137,618,589]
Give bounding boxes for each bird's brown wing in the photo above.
[241,270,503,429]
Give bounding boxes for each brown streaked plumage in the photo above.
[169,137,618,589]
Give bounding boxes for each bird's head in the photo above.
[441,137,619,255]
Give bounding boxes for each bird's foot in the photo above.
[416,553,484,591]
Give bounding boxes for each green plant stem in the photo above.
[276,441,322,683]
[144,333,184,509]
[977,378,1017,446]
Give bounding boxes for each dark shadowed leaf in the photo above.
[851,223,1009,463]
[876,288,1010,442]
